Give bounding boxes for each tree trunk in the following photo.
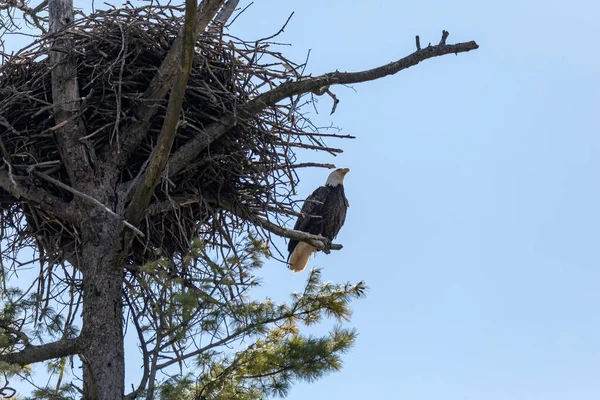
[80,213,126,399]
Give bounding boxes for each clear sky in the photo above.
[230,1,600,399]
[5,0,600,399]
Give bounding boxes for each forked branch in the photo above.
[167,31,479,177]
[125,0,198,226]
[0,0,48,33]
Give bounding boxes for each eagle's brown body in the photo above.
[288,168,349,272]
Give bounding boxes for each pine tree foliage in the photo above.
[125,237,366,399]
[0,235,366,398]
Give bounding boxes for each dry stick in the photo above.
[272,162,336,170]
[124,0,198,226]
[167,32,479,177]
[32,170,145,237]
[112,0,225,169]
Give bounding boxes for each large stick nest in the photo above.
[0,4,346,266]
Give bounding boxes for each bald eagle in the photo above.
[287,168,350,272]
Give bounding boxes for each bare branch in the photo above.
[202,194,342,252]
[0,170,80,225]
[0,337,81,366]
[167,32,479,177]
[32,170,143,236]
[0,0,48,33]
[215,0,239,24]
[112,0,225,169]
[124,0,198,226]
[146,192,341,251]
[274,162,336,170]
[250,213,343,252]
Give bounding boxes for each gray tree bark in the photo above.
[47,1,126,397]
[80,212,126,399]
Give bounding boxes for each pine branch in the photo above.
[0,337,81,366]
[167,32,479,177]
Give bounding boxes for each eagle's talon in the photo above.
[322,240,332,254]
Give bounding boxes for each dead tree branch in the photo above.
[0,170,80,225]
[168,32,479,177]
[0,0,48,33]
[145,193,341,251]
[203,194,342,252]
[215,0,239,24]
[125,0,198,226]
[32,170,142,235]
[250,214,343,252]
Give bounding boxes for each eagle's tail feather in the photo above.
[288,242,315,273]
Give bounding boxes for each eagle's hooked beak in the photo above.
[339,168,350,175]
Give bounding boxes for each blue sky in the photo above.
[232,1,600,399]
[5,0,600,398]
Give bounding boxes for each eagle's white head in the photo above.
[325,168,350,187]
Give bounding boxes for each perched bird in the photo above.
[287,168,350,272]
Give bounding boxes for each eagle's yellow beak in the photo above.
[339,168,350,175]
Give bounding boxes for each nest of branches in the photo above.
[0,4,344,265]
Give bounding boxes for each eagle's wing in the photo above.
[288,185,330,256]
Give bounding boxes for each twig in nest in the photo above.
[272,163,335,170]
[256,11,294,42]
